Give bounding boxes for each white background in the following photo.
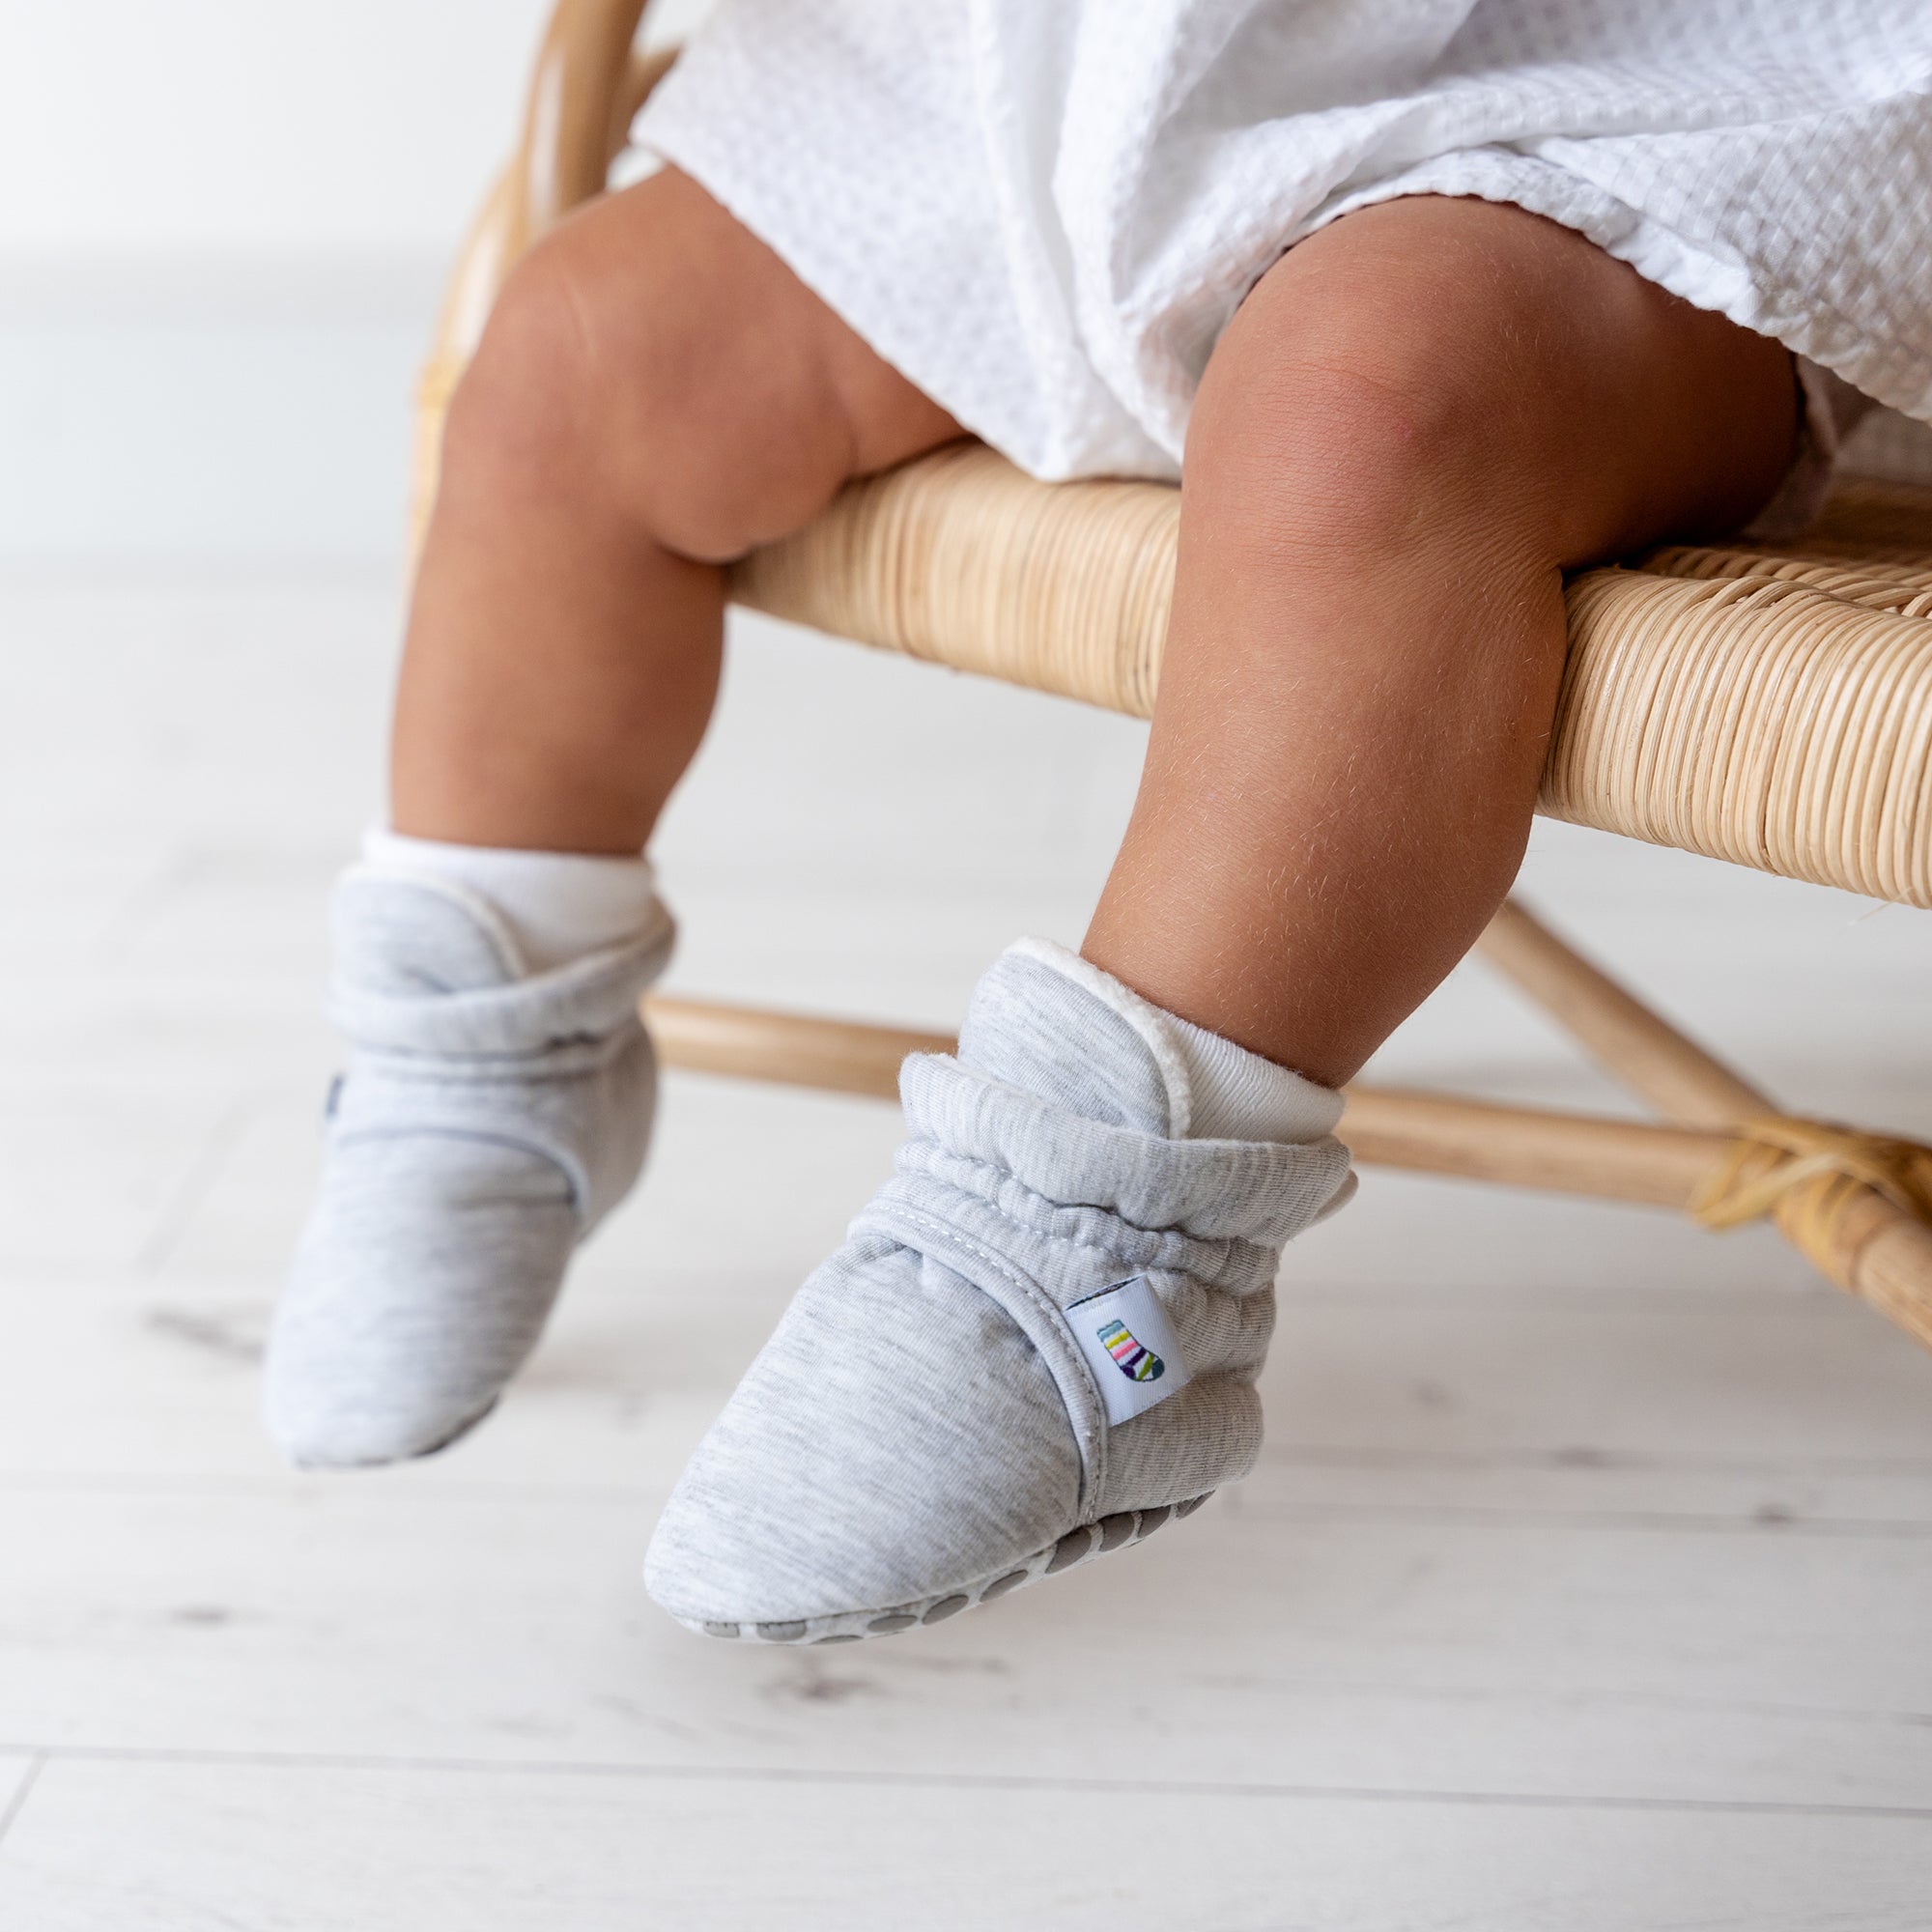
[0,0,711,563]
[0,1,558,258]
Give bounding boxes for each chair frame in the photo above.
[411,0,1932,1355]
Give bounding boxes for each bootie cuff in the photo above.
[328,889,675,1060]
[897,1052,1352,1250]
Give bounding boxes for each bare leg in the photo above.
[391,165,959,855]
[1083,196,1799,1088]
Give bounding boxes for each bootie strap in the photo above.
[898,1052,1352,1250]
[329,905,674,1058]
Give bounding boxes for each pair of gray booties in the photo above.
[267,872,1353,1642]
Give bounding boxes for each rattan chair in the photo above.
[413,0,1932,1355]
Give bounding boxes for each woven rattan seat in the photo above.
[736,446,1932,908]
[413,0,1932,1357]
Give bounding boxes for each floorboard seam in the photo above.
[131,1090,263,1274]
[0,1754,45,1854]
[5,1744,1928,1821]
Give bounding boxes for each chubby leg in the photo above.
[268,171,958,1468]
[1084,195,1798,1088]
[395,163,959,854]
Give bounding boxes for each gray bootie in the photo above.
[265,869,674,1466]
[644,939,1350,1642]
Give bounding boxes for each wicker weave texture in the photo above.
[1546,571,1932,904]
[735,443,1179,718]
[731,449,1932,907]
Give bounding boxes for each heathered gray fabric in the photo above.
[643,939,1351,1630]
[264,871,673,1467]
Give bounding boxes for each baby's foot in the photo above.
[644,939,1352,1642]
[264,868,673,1465]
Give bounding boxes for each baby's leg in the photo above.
[267,170,958,1467]
[645,197,1800,1642]
[395,164,958,854]
[1086,195,1796,1087]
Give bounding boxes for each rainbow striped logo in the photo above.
[1095,1318,1164,1383]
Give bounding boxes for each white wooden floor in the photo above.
[5,569,1932,1929]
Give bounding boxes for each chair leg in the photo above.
[648,988,1711,1183]
[644,992,1763,1205]
[1475,898,1932,1349]
[1476,898,1766,1127]
[644,996,954,1099]
[644,901,1932,1358]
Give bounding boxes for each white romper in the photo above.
[638,0,1932,507]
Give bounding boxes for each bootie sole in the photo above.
[674,1492,1214,1645]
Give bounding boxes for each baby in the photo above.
[263,1,1928,1642]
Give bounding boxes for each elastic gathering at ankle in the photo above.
[890,1140,1289,1304]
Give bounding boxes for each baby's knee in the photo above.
[1190,196,1797,574]
[440,175,857,561]
[1186,276,1532,579]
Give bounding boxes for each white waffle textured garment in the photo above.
[637,0,1932,483]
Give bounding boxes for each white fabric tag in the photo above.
[1066,1275,1190,1427]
